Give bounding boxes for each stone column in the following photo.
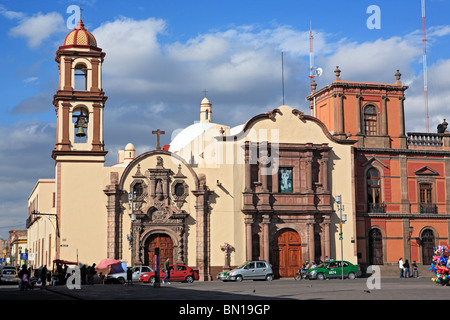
[398,96,407,148]
[91,102,102,151]
[104,172,123,260]
[320,151,329,192]
[381,95,388,136]
[244,151,252,192]
[323,219,331,260]
[192,175,211,281]
[245,216,253,261]
[338,93,345,135]
[60,102,71,151]
[400,154,410,213]
[262,215,270,261]
[305,149,313,193]
[307,221,315,262]
[356,94,362,135]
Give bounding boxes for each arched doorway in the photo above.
[422,229,435,265]
[368,228,383,265]
[272,229,302,278]
[145,233,174,269]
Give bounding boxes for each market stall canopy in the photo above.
[96,258,122,269]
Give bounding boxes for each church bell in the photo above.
[75,124,86,137]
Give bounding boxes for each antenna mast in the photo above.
[309,21,315,91]
[422,0,429,133]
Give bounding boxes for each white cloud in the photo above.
[9,12,65,48]
[0,5,25,20]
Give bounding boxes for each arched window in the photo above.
[74,64,87,91]
[367,168,384,212]
[72,108,88,143]
[364,105,377,136]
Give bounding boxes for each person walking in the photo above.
[163,258,171,284]
[40,265,48,288]
[18,264,30,291]
[404,259,410,278]
[412,261,419,278]
[398,258,404,278]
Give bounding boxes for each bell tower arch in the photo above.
[52,18,107,158]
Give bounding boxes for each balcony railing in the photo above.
[420,203,437,214]
[407,132,444,148]
[368,202,386,213]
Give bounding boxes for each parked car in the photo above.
[105,266,153,284]
[139,264,199,284]
[217,261,273,282]
[306,260,361,280]
[0,266,19,284]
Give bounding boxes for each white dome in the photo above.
[169,122,216,153]
[125,143,135,151]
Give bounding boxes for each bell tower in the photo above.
[52,18,107,160]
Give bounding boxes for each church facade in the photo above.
[26,20,450,279]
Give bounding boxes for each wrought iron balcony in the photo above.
[420,203,437,214]
[368,202,386,213]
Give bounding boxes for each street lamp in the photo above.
[128,192,137,267]
[335,195,345,280]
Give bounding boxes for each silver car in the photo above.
[105,266,153,284]
[0,266,19,284]
[217,261,273,282]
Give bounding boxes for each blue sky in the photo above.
[1,0,450,238]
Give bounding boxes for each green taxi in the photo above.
[306,260,361,280]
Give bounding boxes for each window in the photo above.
[278,167,293,193]
[174,183,185,197]
[364,105,377,136]
[245,262,255,269]
[419,182,436,213]
[256,262,266,268]
[133,183,143,198]
[74,64,87,91]
[367,168,384,212]
[176,265,186,271]
[419,183,432,204]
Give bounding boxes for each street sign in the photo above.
[20,253,28,260]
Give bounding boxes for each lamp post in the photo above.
[335,195,345,280]
[128,191,137,266]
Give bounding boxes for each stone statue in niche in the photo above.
[156,156,164,168]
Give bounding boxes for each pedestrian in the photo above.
[398,258,404,278]
[412,261,419,278]
[40,265,48,288]
[18,264,30,291]
[87,263,97,285]
[404,259,410,278]
[163,258,171,284]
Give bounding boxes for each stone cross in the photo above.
[152,129,165,150]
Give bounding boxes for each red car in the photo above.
[139,264,199,284]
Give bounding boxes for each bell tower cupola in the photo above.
[52,18,107,160]
[200,97,212,123]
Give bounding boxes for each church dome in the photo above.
[61,19,98,49]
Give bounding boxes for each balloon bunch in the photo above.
[429,245,450,286]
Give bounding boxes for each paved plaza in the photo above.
[0,277,447,300]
